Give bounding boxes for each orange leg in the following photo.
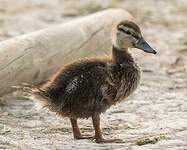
[92,113,123,143]
[70,118,93,139]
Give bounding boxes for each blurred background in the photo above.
[0,0,187,149]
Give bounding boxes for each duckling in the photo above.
[23,20,157,143]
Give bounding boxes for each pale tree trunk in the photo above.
[0,8,133,96]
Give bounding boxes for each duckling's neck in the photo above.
[112,45,134,64]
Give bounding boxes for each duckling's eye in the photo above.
[125,30,131,35]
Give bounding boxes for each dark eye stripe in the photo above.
[132,33,139,39]
[118,28,131,35]
[118,27,140,39]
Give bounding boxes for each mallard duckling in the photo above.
[24,20,156,143]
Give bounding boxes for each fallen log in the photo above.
[0,8,133,96]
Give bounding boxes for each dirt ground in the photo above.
[0,0,187,149]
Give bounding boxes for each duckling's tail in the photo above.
[12,83,51,109]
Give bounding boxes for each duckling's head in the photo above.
[112,20,157,54]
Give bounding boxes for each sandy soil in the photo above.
[0,0,187,149]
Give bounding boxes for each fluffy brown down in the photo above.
[33,46,141,119]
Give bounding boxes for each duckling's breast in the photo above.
[109,62,141,102]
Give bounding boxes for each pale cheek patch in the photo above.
[123,38,132,47]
